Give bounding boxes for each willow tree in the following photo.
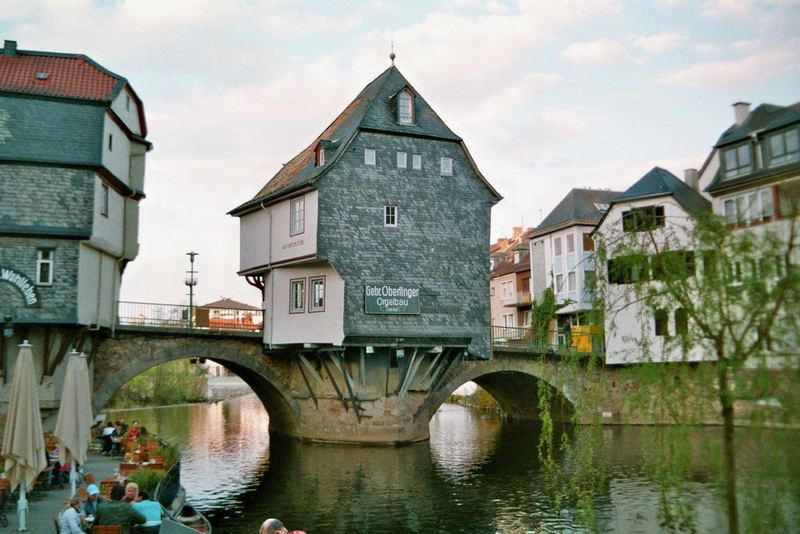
[594,189,800,533]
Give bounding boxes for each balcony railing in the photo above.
[117,301,263,332]
[490,325,604,355]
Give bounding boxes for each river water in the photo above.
[106,394,798,533]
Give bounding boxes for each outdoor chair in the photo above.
[119,462,138,478]
[100,479,117,499]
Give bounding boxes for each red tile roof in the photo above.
[0,53,119,101]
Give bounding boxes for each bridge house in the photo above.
[0,40,150,406]
[230,63,501,372]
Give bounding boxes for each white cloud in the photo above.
[561,39,629,63]
[658,46,800,86]
[694,42,724,54]
[633,32,686,54]
[702,0,756,18]
[538,106,593,138]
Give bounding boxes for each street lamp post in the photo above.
[185,252,198,329]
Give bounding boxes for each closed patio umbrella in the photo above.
[0,340,47,531]
[53,349,93,496]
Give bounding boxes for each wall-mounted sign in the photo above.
[365,284,420,315]
[0,267,40,307]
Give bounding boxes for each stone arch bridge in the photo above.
[92,327,619,444]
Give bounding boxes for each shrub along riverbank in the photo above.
[449,387,501,413]
[109,359,207,409]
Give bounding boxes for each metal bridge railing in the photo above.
[117,301,263,332]
[490,325,604,355]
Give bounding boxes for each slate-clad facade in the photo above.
[0,40,150,396]
[232,65,500,359]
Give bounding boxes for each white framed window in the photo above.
[36,249,54,286]
[501,280,513,298]
[397,151,407,169]
[566,234,575,254]
[553,237,562,257]
[768,129,799,166]
[309,277,325,312]
[723,143,751,178]
[567,271,576,291]
[440,157,453,176]
[290,196,305,236]
[290,278,305,313]
[502,313,515,327]
[555,274,564,292]
[316,147,325,166]
[100,183,109,217]
[412,154,421,170]
[398,91,413,124]
[364,148,376,166]
[384,205,397,227]
[722,188,774,225]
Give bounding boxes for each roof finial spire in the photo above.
[389,39,396,66]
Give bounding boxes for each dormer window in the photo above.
[723,143,751,179]
[315,145,325,167]
[398,90,414,124]
[768,128,799,167]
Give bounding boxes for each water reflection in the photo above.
[106,395,798,533]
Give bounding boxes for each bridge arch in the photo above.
[93,333,302,438]
[417,353,576,425]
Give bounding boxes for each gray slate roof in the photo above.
[230,66,497,215]
[531,188,622,237]
[715,102,800,148]
[613,166,711,213]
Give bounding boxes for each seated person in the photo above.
[131,490,162,533]
[57,495,85,534]
[124,482,140,503]
[81,484,105,516]
[95,483,146,534]
[101,423,115,455]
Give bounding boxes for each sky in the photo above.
[2,0,799,308]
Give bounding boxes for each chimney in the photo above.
[3,40,17,58]
[512,226,523,238]
[733,101,750,126]
[683,168,699,192]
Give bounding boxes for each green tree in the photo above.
[594,190,800,533]
[110,359,207,408]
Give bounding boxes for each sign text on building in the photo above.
[364,284,420,315]
[0,267,40,306]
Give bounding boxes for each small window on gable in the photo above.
[768,128,799,167]
[622,206,665,232]
[315,145,325,167]
[412,154,421,170]
[398,90,414,124]
[36,248,54,286]
[290,196,305,236]
[364,148,376,166]
[723,143,751,178]
[397,151,407,169]
[440,157,453,176]
[125,95,131,111]
[108,134,113,152]
[384,205,397,227]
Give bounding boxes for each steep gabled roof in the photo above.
[0,40,147,136]
[715,102,800,148]
[531,188,621,237]
[612,167,711,212]
[230,65,500,215]
[491,254,530,278]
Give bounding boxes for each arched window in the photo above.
[398,91,413,124]
[675,308,688,336]
[654,309,668,336]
